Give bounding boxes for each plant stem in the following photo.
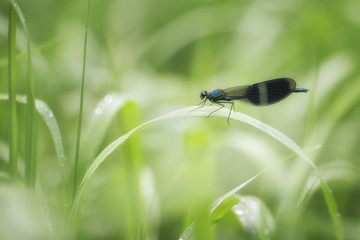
[8,3,18,182]
[72,0,91,202]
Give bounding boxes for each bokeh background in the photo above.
[1,0,360,239]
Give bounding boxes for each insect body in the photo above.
[197,78,309,123]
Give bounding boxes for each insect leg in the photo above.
[190,99,207,113]
[207,102,225,117]
[227,100,235,124]
[208,101,234,124]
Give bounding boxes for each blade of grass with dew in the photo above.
[0,93,69,234]
[231,195,275,240]
[8,2,18,181]
[180,152,299,239]
[78,94,130,180]
[72,0,91,202]
[180,169,264,239]
[9,0,37,187]
[211,107,343,240]
[66,107,284,237]
[69,106,343,239]
[210,195,239,224]
[0,95,67,193]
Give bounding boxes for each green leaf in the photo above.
[231,195,275,240]
[210,195,239,223]
[319,179,344,240]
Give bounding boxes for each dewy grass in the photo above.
[0,1,357,239]
[9,0,37,187]
[181,154,297,240]
[69,106,343,240]
[78,94,130,178]
[8,3,18,181]
[72,0,91,202]
[0,94,67,198]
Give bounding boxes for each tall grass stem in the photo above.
[8,3,18,182]
[72,0,91,202]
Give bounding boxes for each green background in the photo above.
[1,0,360,239]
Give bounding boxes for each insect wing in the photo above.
[245,78,296,105]
[222,85,249,100]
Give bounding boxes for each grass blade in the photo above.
[69,106,342,239]
[210,195,239,223]
[319,179,344,240]
[7,3,18,182]
[78,94,129,179]
[9,0,37,187]
[0,94,67,193]
[72,0,91,202]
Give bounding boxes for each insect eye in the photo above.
[200,91,207,99]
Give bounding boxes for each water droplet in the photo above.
[104,94,113,104]
[234,208,244,215]
[48,222,54,231]
[48,110,54,118]
[95,107,103,115]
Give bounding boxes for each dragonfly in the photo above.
[194,78,309,123]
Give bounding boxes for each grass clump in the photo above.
[1,0,360,239]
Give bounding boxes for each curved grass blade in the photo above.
[0,94,67,186]
[210,195,239,224]
[69,106,342,240]
[180,165,267,239]
[180,152,300,239]
[320,178,344,240]
[78,94,130,178]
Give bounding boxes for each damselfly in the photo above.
[195,78,309,123]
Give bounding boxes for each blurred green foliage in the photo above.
[1,0,360,239]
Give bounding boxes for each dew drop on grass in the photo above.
[59,161,65,168]
[95,107,103,115]
[233,208,245,216]
[47,222,54,233]
[104,94,113,104]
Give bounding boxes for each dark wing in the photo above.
[244,78,296,106]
